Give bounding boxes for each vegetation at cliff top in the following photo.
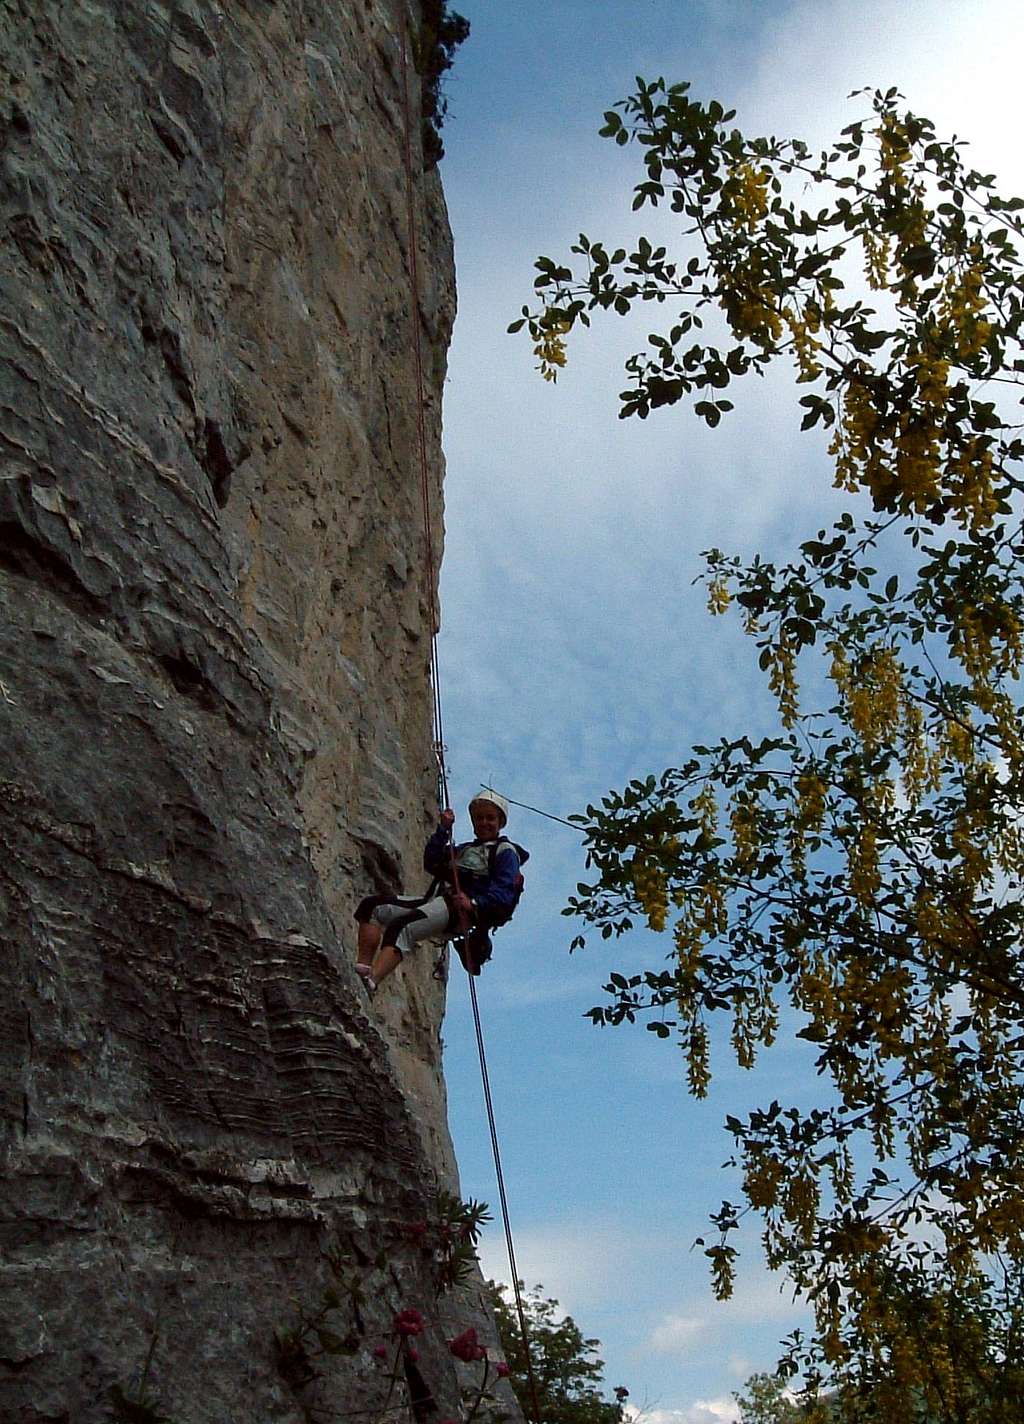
[735,1370,804,1423]
[487,1279,629,1424]
[418,1,470,165]
[514,79,1024,1421]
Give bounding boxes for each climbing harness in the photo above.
[397,17,542,1422]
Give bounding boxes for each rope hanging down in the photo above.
[397,17,542,1423]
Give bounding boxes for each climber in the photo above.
[353,788,525,995]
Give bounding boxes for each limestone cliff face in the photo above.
[0,3,514,1420]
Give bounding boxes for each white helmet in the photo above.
[469,787,508,827]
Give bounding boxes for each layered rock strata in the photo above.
[0,2,515,1419]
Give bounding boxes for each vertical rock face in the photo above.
[0,3,514,1420]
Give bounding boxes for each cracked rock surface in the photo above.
[0,3,519,1419]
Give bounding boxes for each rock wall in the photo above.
[0,3,516,1420]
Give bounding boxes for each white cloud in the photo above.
[629,1400,739,1424]
[717,1268,805,1326]
[648,1313,707,1354]
[477,1218,646,1317]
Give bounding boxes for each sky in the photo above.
[428,3,1024,1420]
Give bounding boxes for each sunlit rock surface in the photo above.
[0,3,517,1418]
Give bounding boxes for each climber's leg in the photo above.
[356,919,382,971]
[370,942,403,986]
[371,896,451,987]
[354,894,421,982]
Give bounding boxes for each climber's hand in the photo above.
[450,892,473,924]
[440,808,455,830]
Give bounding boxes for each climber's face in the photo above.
[469,801,503,841]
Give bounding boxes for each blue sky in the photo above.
[430,3,1022,1420]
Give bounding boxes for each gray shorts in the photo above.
[366,894,452,955]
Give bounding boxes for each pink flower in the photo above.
[405,1347,419,1363]
[394,1308,425,1337]
[495,1361,511,1378]
[372,1344,388,1360]
[448,1327,487,1362]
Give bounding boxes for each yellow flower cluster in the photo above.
[875,115,936,294]
[915,887,974,964]
[841,644,903,755]
[900,696,941,806]
[729,794,759,870]
[685,1017,711,1098]
[726,289,782,344]
[848,820,881,908]
[951,801,993,894]
[943,715,977,767]
[719,236,782,346]
[533,319,570,383]
[744,1150,785,1210]
[730,981,778,1070]
[992,689,1024,769]
[784,305,823,382]
[693,783,718,834]
[726,160,771,232]
[768,637,799,728]
[975,1188,1024,1255]
[894,199,929,289]
[947,439,998,533]
[861,229,890,290]
[951,600,1024,708]
[939,259,992,362]
[906,345,949,406]
[794,949,837,1028]
[829,378,881,497]
[783,1168,820,1247]
[877,115,912,189]
[830,337,1004,530]
[674,911,704,982]
[632,854,669,932]
[797,770,828,826]
[995,811,1024,881]
[706,575,732,615]
[786,770,827,874]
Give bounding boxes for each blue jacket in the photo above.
[423,824,521,922]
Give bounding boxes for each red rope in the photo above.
[397,16,542,1422]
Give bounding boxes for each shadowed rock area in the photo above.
[0,2,518,1419]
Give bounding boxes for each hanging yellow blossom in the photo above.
[768,637,799,728]
[729,794,759,870]
[706,575,732,615]
[533,319,571,382]
[726,160,772,232]
[844,645,903,755]
[783,306,823,382]
[862,229,890,290]
[795,770,827,829]
[632,854,669,932]
[900,696,929,806]
[939,259,993,362]
[692,783,719,835]
[848,820,881,907]
[877,114,912,189]
[947,439,998,533]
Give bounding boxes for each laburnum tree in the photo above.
[513,82,1024,1420]
[487,1281,628,1424]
